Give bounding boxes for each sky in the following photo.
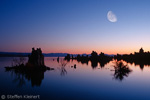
[1,0,150,54]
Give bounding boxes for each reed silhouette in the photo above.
[112,60,132,81]
[58,60,67,76]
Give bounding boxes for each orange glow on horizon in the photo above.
[3,46,150,55]
[41,48,144,55]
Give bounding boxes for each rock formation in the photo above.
[28,48,45,67]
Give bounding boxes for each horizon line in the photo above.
[0,51,141,55]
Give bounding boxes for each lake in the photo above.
[0,57,150,100]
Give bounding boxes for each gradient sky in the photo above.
[1,0,150,54]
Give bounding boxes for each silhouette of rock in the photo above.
[74,64,76,69]
[114,48,150,70]
[90,51,98,61]
[28,48,44,67]
[139,47,144,54]
[5,48,54,87]
[64,51,113,69]
[57,57,59,63]
[64,54,70,61]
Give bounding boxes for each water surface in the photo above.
[0,57,150,100]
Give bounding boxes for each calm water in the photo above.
[1,57,150,100]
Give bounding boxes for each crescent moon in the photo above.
[107,11,117,22]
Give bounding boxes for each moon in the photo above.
[107,11,117,22]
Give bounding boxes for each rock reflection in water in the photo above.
[6,68,44,87]
[5,48,53,87]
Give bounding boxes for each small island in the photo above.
[64,51,113,68]
[114,48,150,69]
[5,48,54,87]
[5,48,54,72]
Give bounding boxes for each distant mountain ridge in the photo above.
[44,53,68,57]
[0,52,114,57]
[0,52,68,57]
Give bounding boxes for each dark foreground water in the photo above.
[0,57,150,100]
